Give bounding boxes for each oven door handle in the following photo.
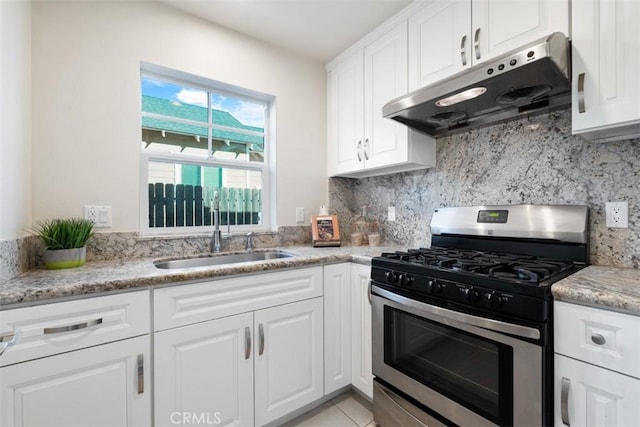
[372,285,540,340]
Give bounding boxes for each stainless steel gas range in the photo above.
[370,205,589,427]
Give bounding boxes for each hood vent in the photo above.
[383,33,571,137]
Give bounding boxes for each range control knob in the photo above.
[426,280,442,294]
[399,274,414,287]
[487,291,504,308]
[464,287,480,303]
[385,271,398,284]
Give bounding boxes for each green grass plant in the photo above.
[33,218,95,250]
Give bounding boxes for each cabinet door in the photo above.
[154,313,253,427]
[571,0,640,139]
[254,298,324,426]
[327,51,364,176]
[363,21,409,171]
[351,264,373,399]
[554,354,640,427]
[1,335,150,427]
[472,0,569,64]
[323,263,352,394]
[409,0,471,89]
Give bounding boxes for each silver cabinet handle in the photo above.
[258,323,265,356]
[578,72,586,113]
[474,28,481,60]
[43,317,103,334]
[363,138,370,161]
[460,35,468,66]
[561,377,571,425]
[367,280,372,304]
[137,354,144,394]
[356,140,362,162]
[591,333,606,345]
[244,326,251,360]
[0,332,19,357]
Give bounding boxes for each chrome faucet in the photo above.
[212,191,222,253]
[246,232,255,251]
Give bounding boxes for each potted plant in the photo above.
[33,218,95,269]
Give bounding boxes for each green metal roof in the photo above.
[141,96,264,151]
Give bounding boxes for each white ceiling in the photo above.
[158,0,412,63]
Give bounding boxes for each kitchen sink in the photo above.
[153,250,297,269]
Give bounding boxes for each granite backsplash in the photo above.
[329,109,640,268]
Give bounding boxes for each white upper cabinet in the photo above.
[363,22,410,171]
[571,0,640,141]
[409,0,471,89]
[409,0,569,90]
[328,51,364,175]
[327,21,436,178]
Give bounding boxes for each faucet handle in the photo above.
[246,232,255,251]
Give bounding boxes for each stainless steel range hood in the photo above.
[383,33,571,138]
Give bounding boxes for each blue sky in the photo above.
[142,77,265,127]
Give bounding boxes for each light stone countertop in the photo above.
[551,265,640,315]
[0,245,406,309]
[3,246,639,316]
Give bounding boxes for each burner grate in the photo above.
[380,247,577,285]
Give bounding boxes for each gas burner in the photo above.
[380,246,580,286]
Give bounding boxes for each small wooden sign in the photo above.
[311,215,341,247]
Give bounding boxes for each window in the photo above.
[140,64,275,234]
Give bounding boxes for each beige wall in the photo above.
[0,0,32,240]
[31,1,327,232]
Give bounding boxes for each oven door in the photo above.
[372,285,543,427]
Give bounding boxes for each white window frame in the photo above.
[139,62,276,236]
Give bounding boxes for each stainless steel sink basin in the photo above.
[154,250,296,269]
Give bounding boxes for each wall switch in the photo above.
[388,206,396,222]
[84,205,112,228]
[295,207,305,223]
[605,201,628,228]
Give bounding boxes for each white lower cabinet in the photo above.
[323,263,352,394]
[254,298,324,425]
[554,301,640,427]
[1,334,150,427]
[351,263,373,399]
[154,312,254,427]
[0,290,151,427]
[153,267,324,427]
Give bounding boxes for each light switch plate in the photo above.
[84,205,112,228]
[295,207,304,223]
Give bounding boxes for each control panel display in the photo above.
[477,210,509,223]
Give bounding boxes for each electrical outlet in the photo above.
[605,201,628,228]
[84,205,112,228]
[295,207,305,223]
[388,206,396,222]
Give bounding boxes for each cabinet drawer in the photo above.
[0,290,150,366]
[154,267,323,331]
[555,301,640,378]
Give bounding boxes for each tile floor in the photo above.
[283,391,375,427]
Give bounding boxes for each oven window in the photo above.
[384,306,513,425]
